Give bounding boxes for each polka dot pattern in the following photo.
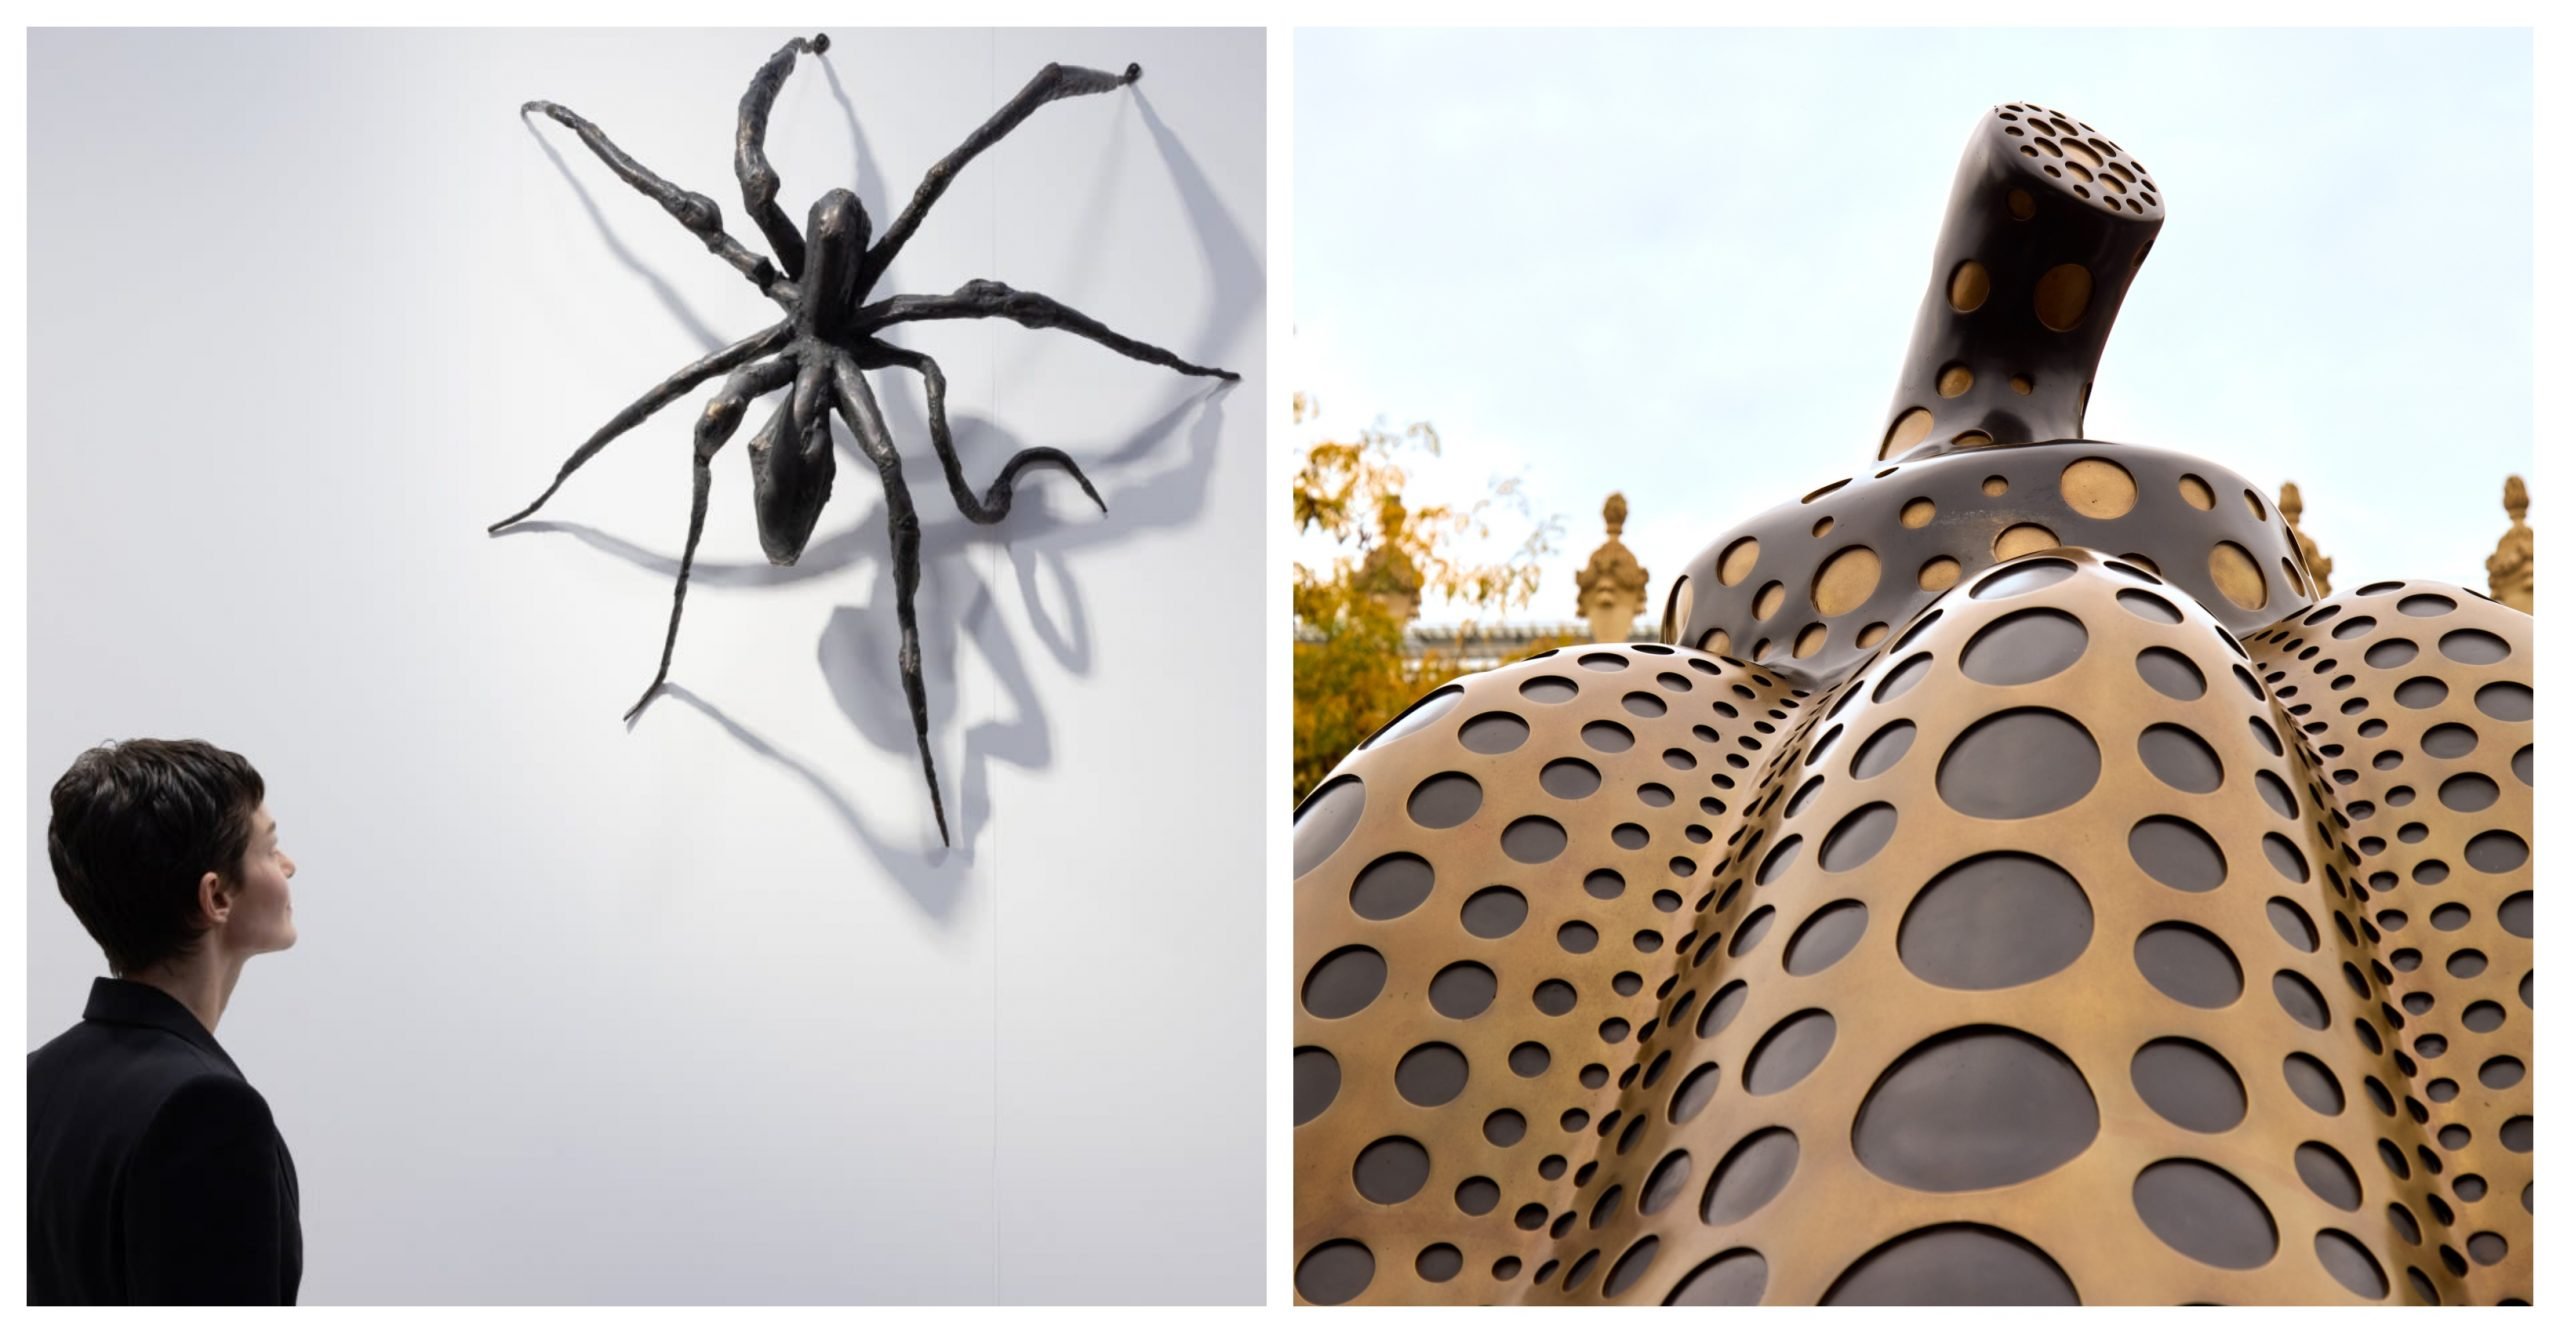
[1295,643,1816,1303]
[1665,442,2310,688]
[2238,579,2535,1305]
[1297,553,2523,1303]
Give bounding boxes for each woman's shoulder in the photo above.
[139,1071,278,1148]
[29,1015,256,1114]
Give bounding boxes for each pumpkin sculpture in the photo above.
[1292,104,2532,1306]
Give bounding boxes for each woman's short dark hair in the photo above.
[47,739,266,975]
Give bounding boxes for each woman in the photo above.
[28,738,302,1305]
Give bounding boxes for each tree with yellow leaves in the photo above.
[1293,393,1558,801]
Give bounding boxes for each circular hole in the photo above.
[2295,1141,2362,1210]
[1292,776,1366,878]
[1501,816,1566,864]
[1396,1042,1470,1107]
[2136,922,2243,1009]
[1428,962,1496,1020]
[1350,852,1436,920]
[1295,1047,1341,1126]
[2139,723,2222,794]
[1743,1010,1836,1094]
[2060,457,2138,519]
[2285,1052,2344,1115]
[1993,524,2059,560]
[1353,1136,1430,1205]
[1462,886,1527,938]
[1717,537,1759,587]
[1407,773,1482,829]
[1296,1239,1374,1304]
[2136,647,2205,700]
[1959,608,2087,685]
[2271,971,2330,1034]
[1521,675,1578,704]
[2130,816,2224,892]
[1752,581,1786,620]
[1949,259,1991,313]
[2132,1159,2277,1268]
[2131,1037,2248,1133]
[1701,1128,1800,1223]
[1976,558,2081,599]
[1303,946,1387,1019]
[1459,711,1530,754]
[1855,1027,2099,1190]
[1822,1226,2077,1305]
[1900,853,2091,990]
[2033,264,2093,331]
[2209,543,2268,611]
[1666,1248,1768,1306]
[1813,547,1882,616]
[1939,709,2100,817]
[2316,1230,2387,1299]
[2117,588,2181,623]
[1785,901,1869,975]
[1882,407,1934,458]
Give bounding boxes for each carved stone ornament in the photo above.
[2488,475,2532,614]
[2280,481,2335,598]
[1575,492,1651,645]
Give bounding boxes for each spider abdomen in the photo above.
[749,378,837,566]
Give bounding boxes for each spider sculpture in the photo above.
[490,33,1237,845]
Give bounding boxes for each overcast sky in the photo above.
[1297,27,2531,627]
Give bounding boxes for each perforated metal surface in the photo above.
[1293,561,2530,1305]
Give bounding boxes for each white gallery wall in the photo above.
[27,28,1264,1304]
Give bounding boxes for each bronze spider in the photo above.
[490,34,1237,844]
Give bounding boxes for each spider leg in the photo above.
[858,61,1142,298]
[733,33,829,279]
[860,280,1238,380]
[625,358,797,722]
[828,352,950,845]
[489,322,792,532]
[523,98,782,296]
[868,342,1104,523]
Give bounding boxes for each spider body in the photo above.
[491,34,1236,844]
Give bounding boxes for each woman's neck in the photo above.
[124,949,246,1036]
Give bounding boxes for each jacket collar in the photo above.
[83,976,243,1079]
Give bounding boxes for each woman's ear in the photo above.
[196,870,233,927]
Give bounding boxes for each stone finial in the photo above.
[1575,491,1650,643]
[2278,480,2332,597]
[1354,494,1423,624]
[2489,473,2532,613]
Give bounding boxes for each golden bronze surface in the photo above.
[1293,103,2531,1307]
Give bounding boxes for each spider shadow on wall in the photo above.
[497,48,1257,918]
[503,385,1224,923]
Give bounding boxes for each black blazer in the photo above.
[27,977,302,1305]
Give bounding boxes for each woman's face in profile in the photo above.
[219,804,298,955]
